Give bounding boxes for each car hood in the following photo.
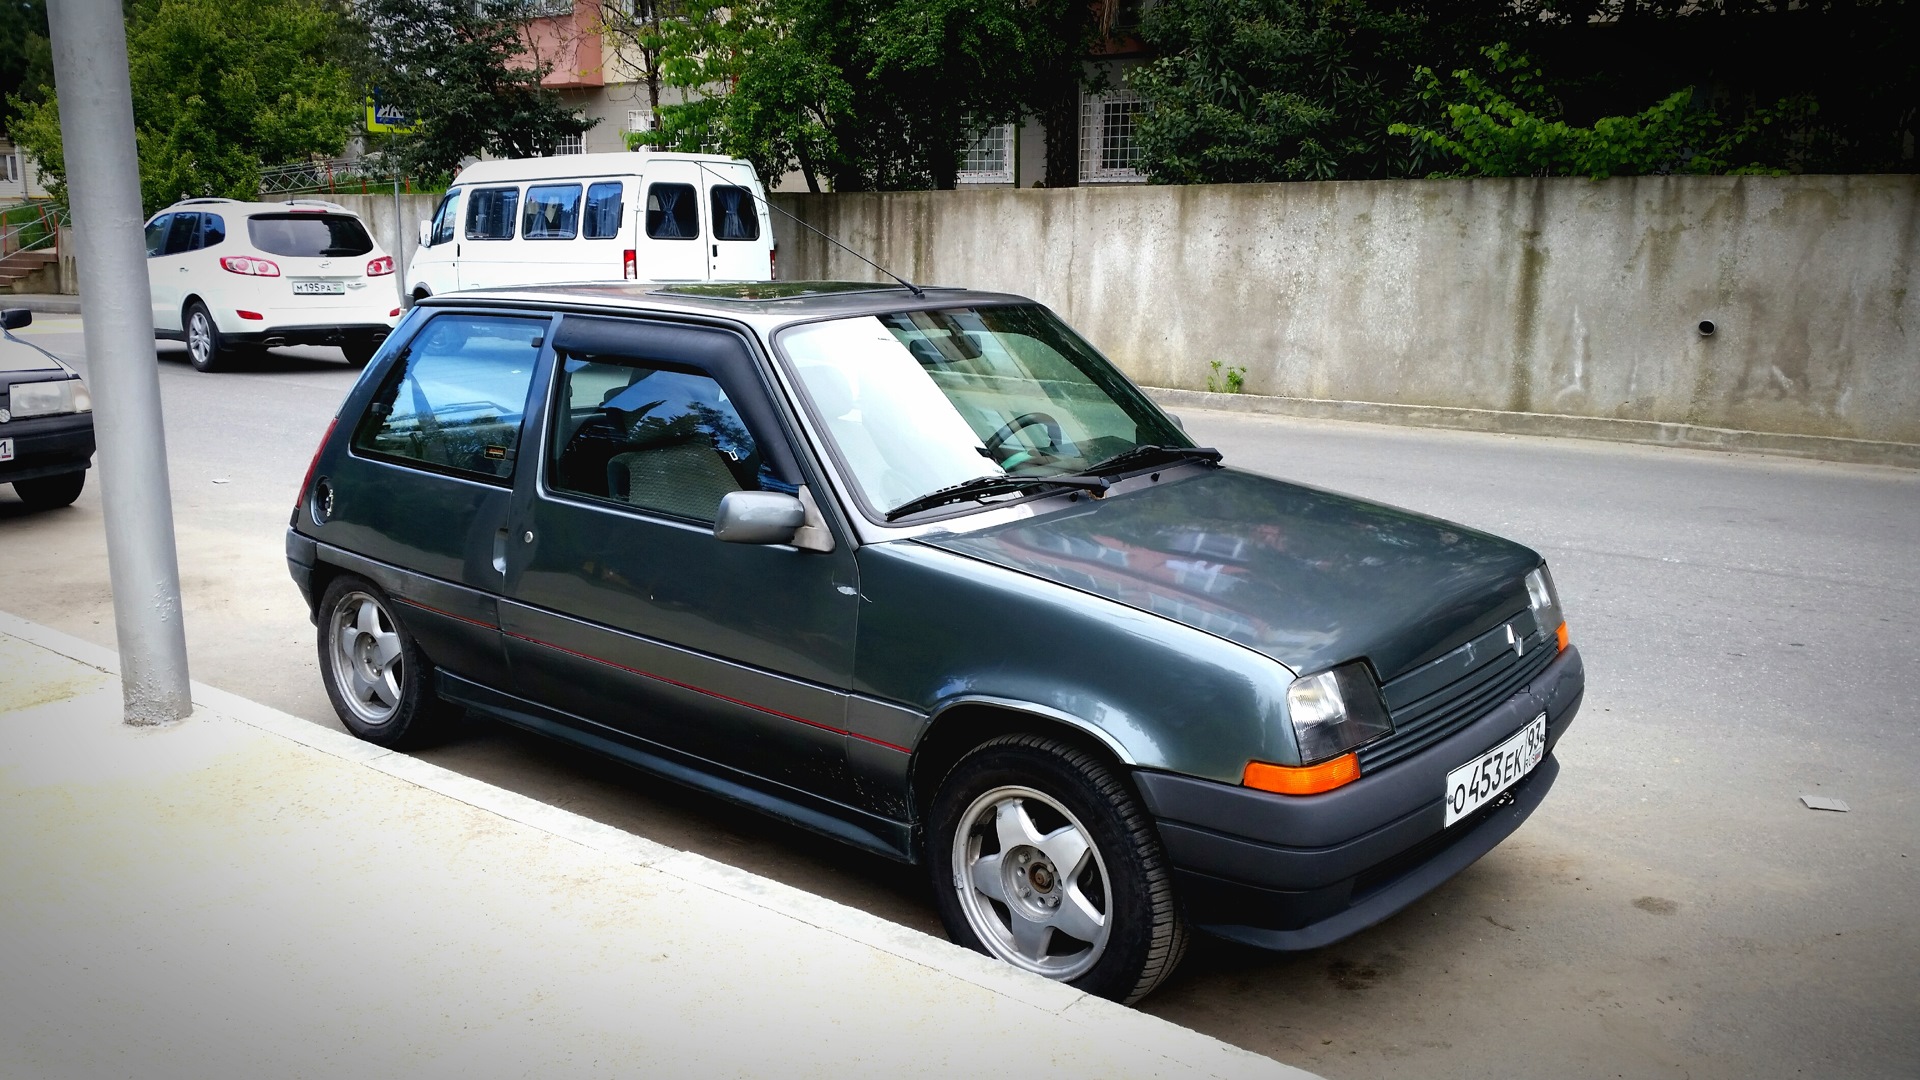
[0,334,69,375]
[917,468,1541,682]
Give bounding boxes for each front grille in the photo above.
[1358,616,1554,772]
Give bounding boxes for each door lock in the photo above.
[523,530,534,543]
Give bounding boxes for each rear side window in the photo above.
[199,214,226,248]
[583,181,623,239]
[248,214,374,257]
[352,315,545,482]
[429,190,460,246]
[645,183,698,240]
[466,187,520,240]
[710,186,758,241]
[164,213,200,255]
[522,184,581,239]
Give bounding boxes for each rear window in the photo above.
[247,214,374,258]
[645,183,698,240]
[710,186,758,241]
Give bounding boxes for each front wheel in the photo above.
[13,471,85,510]
[316,575,455,748]
[928,733,1188,1004]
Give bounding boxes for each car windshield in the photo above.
[247,213,375,258]
[778,304,1188,520]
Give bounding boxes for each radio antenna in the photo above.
[688,157,924,298]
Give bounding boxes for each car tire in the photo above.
[184,300,228,373]
[340,338,380,367]
[928,733,1188,1004]
[13,470,85,510]
[316,574,456,748]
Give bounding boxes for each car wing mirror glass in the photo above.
[713,490,806,545]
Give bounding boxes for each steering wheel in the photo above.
[983,411,1064,454]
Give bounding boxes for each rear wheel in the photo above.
[13,471,85,510]
[184,301,228,373]
[928,733,1188,1004]
[341,338,380,367]
[317,575,455,748]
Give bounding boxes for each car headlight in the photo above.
[8,377,86,418]
[1525,565,1567,651]
[1287,661,1394,766]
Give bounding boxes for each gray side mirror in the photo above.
[1,309,30,331]
[714,490,806,545]
[418,220,432,247]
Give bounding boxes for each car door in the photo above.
[634,161,707,282]
[704,171,771,282]
[147,212,198,331]
[498,313,863,806]
[458,185,520,290]
[316,308,552,685]
[408,188,462,296]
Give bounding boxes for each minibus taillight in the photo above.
[769,247,777,280]
[623,250,636,279]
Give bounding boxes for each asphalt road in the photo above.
[4,313,1916,1079]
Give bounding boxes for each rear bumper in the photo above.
[223,323,393,349]
[1136,644,1584,951]
[0,412,95,484]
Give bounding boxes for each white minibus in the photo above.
[406,152,774,299]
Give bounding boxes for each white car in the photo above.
[143,198,404,372]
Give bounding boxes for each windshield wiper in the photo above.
[1082,444,1223,477]
[885,473,1111,521]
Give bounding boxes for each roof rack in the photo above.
[174,197,245,206]
[279,198,349,212]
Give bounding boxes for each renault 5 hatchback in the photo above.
[0,308,93,510]
[145,198,403,371]
[287,281,1585,1003]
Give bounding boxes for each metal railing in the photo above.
[0,200,67,260]
[258,156,415,197]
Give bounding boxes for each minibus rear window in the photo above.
[711,185,759,241]
[646,183,698,240]
[247,214,374,257]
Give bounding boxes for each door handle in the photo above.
[178,266,189,272]
[492,528,508,575]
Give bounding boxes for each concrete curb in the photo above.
[1,293,81,314]
[0,609,1315,1080]
[1145,386,1920,470]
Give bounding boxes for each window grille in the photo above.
[1079,89,1146,183]
[1,153,18,185]
[958,124,1015,185]
[524,0,573,18]
[627,109,654,133]
[553,132,585,155]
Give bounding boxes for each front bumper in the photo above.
[0,411,95,484]
[1136,643,1584,951]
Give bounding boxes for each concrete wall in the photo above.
[770,176,1920,446]
[332,192,442,303]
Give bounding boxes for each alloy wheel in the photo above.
[187,310,213,367]
[950,784,1112,980]
[326,590,404,726]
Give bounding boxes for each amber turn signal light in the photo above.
[1556,621,1569,652]
[1243,753,1360,796]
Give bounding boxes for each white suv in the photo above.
[143,198,404,372]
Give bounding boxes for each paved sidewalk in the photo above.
[0,612,1316,1080]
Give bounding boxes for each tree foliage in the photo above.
[1389,43,1809,179]
[8,0,360,212]
[0,0,53,135]
[634,0,1047,192]
[356,0,597,178]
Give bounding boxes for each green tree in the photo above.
[0,0,53,135]
[8,0,360,211]
[1128,0,1433,184]
[636,0,1043,192]
[1388,43,1810,178]
[355,0,597,178]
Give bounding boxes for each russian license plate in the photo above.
[292,280,345,295]
[0,438,11,462]
[1444,713,1547,827]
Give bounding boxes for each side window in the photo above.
[583,181,623,239]
[549,354,772,522]
[352,315,544,481]
[198,214,226,248]
[429,190,461,246]
[144,214,172,257]
[521,184,582,239]
[710,185,759,241]
[465,187,520,240]
[644,183,698,240]
[163,213,199,255]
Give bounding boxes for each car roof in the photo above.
[155,198,366,219]
[421,281,1041,331]
[451,153,760,187]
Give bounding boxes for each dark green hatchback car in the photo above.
[288,281,1583,1003]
